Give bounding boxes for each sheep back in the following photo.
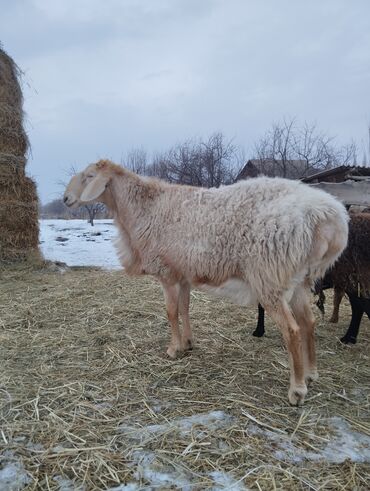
[137,176,348,302]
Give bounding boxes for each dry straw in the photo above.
[0,265,369,490]
[0,45,40,261]
[0,45,29,157]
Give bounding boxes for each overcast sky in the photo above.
[2,0,370,203]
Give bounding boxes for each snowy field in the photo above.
[39,219,121,269]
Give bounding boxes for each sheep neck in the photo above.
[110,172,157,228]
[108,172,161,274]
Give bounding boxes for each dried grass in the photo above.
[0,176,40,262]
[0,155,26,182]
[0,265,369,490]
[0,46,29,157]
[0,46,40,262]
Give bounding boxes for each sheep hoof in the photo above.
[252,329,264,337]
[288,385,307,406]
[183,338,194,351]
[166,345,183,359]
[340,335,357,345]
[306,370,319,386]
[329,317,338,324]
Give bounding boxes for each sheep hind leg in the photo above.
[290,286,318,386]
[179,281,193,351]
[162,282,183,359]
[329,287,344,324]
[252,304,265,337]
[265,300,307,406]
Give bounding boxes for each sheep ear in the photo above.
[80,175,109,202]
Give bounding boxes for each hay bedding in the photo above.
[0,264,369,490]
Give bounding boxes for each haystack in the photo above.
[0,45,39,261]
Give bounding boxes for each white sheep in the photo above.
[64,159,349,405]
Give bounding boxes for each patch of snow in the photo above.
[107,484,140,491]
[53,475,82,491]
[209,470,248,490]
[321,417,370,463]
[111,450,248,491]
[12,436,26,443]
[246,416,370,464]
[218,440,230,452]
[112,411,246,490]
[39,219,121,269]
[119,410,235,443]
[93,401,113,411]
[0,456,31,491]
[133,450,192,490]
[52,445,68,453]
[247,424,315,463]
[149,398,172,414]
[26,441,45,452]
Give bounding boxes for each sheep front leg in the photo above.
[290,286,318,385]
[179,281,193,350]
[266,300,307,406]
[162,282,183,359]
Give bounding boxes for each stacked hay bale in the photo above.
[0,45,40,261]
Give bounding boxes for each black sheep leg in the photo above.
[252,304,265,337]
[340,293,364,344]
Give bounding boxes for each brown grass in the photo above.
[0,46,29,157]
[0,174,40,261]
[0,154,27,181]
[0,264,369,490]
[0,47,40,262]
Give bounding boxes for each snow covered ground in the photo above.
[39,219,121,269]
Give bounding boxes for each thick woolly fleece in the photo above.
[326,213,370,296]
[104,162,349,306]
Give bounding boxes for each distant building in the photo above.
[236,160,370,184]
[236,159,311,181]
[301,165,370,183]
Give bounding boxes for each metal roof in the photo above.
[301,165,370,183]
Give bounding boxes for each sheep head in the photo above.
[64,160,112,208]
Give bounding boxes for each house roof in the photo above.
[301,165,370,183]
[247,159,307,166]
[236,159,310,181]
[236,160,370,183]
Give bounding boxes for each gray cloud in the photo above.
[1,0,369,202]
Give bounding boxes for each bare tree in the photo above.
[40,198,67,218]
[200,133,237,186]
[148,152,175,181]
[147,133,240,187]
[253,118,358,179]
[82,203,106,226]
[124,147,148,175]
[254,119,297,177]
